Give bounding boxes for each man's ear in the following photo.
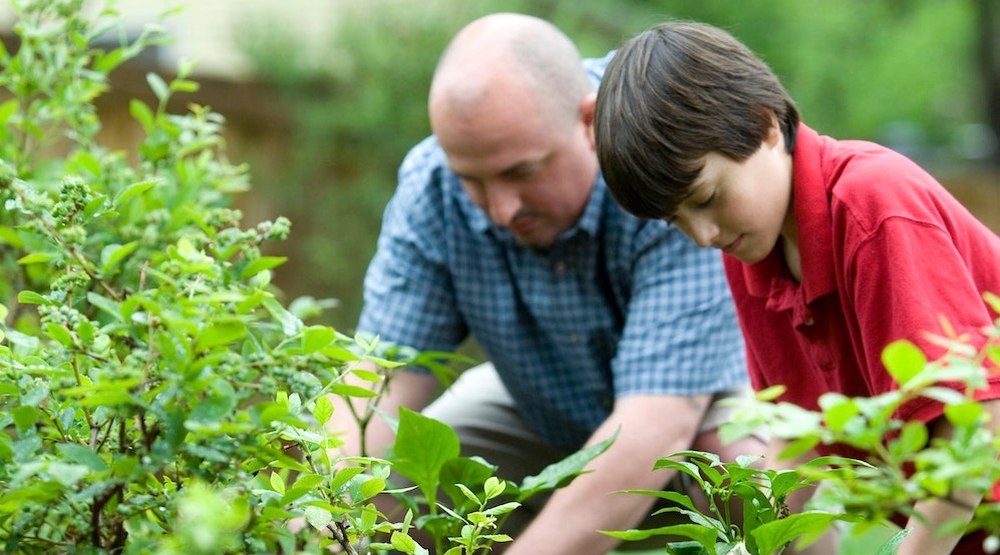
[581,92,597,149]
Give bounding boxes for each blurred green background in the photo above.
[60,0,998,333]
[231,0,999,333]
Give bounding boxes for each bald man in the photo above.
[341,13,759,554]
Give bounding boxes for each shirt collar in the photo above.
[741,123,837,303]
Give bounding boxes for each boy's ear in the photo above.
[581,92,597,149]
[765,111,783,149]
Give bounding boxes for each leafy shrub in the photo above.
[0,2,610,553]
[608,296,1000,554]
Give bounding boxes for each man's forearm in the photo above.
[504,394,709,555]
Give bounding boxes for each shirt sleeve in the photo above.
[356,140,468,356]
[612,222,748,397]
[841,214,1000,423]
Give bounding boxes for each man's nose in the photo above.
[485,184,521,227]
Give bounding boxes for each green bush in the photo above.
[0,2,609,553]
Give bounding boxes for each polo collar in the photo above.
[742,123,837,304]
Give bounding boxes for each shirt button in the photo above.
[804,318,815,326]
[554,261,566,273]
[569,335,579,344]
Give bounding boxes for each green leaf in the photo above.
[17,252,55,265]
[881,340,926,385]
[263,296,302,336]
[17,290,51,305]
[240,256,287,279]
[56,443,108,472]
[304,506,332,529]
[329,383,378,398]
[876,528,912,555]
[389,408,461,510]
[114,180,157,208]
[311,395,334,425]
[944,401,984,427]
[0,225,24,248]
[147,72,170,102]
[269,472,285,495]
[100,242,139,274]
[130,99,155,133]
[301,325,336,354]
[751,511,841,555]
[390,531,419,554]
[517,431,616,500]
[195,321,247,351]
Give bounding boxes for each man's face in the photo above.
[668,128,793,264]
[433,93,599,249]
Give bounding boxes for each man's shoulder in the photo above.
[583,51,615,87]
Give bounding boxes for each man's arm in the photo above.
[504,393,709,555]
[896,398,1000,555]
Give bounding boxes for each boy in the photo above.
[593,20,1000,555]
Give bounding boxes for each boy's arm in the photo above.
[896,398,1000,555]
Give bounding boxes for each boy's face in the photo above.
[667,125,794,264]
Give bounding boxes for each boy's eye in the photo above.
[696,191,716,208]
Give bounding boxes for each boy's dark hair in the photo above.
[595,21,800,219]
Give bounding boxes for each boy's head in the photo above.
[595,21,799,220]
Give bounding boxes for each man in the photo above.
[337,13,760,554]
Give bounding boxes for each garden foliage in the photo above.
[608,297,1000,554]
[0,2,608,553]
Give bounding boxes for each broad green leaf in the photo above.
[86,292,122,321]
[304,506,332,529]
[944,401,984,427]
[114,180,157,208]
[311,395,334,425]
[756,385,786,401]
[517,431,616,500]
[751,510,841,555]
[390,531,420,554]
[881,340,926,385]
[440,456,497,510]
[240,256,287,279]
[130,99,155,133]
[269,472,285,495]
[147,72,170,102]
[17,290,52,305]
[195,321,247,351]
[100,242,139,274]
[56,443,108,472]
[390,408,460,509]
[876,528,912,555]
[44,323,75,347]
[17,252,54,265]
[329,383,378,398]
[602,523,718,550]
[301,325,336,354]
[263,296,302,336]
[0,226,22,248]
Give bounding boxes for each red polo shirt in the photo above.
[725,124,1000,553]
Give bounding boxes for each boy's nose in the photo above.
[687,217,720,249]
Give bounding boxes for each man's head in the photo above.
[594,21,799,221]
[429,13,598,249]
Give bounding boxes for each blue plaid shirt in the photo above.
[357,54,747,450]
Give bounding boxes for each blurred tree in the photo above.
[238,0,989,332]
[977,0,1000,166]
